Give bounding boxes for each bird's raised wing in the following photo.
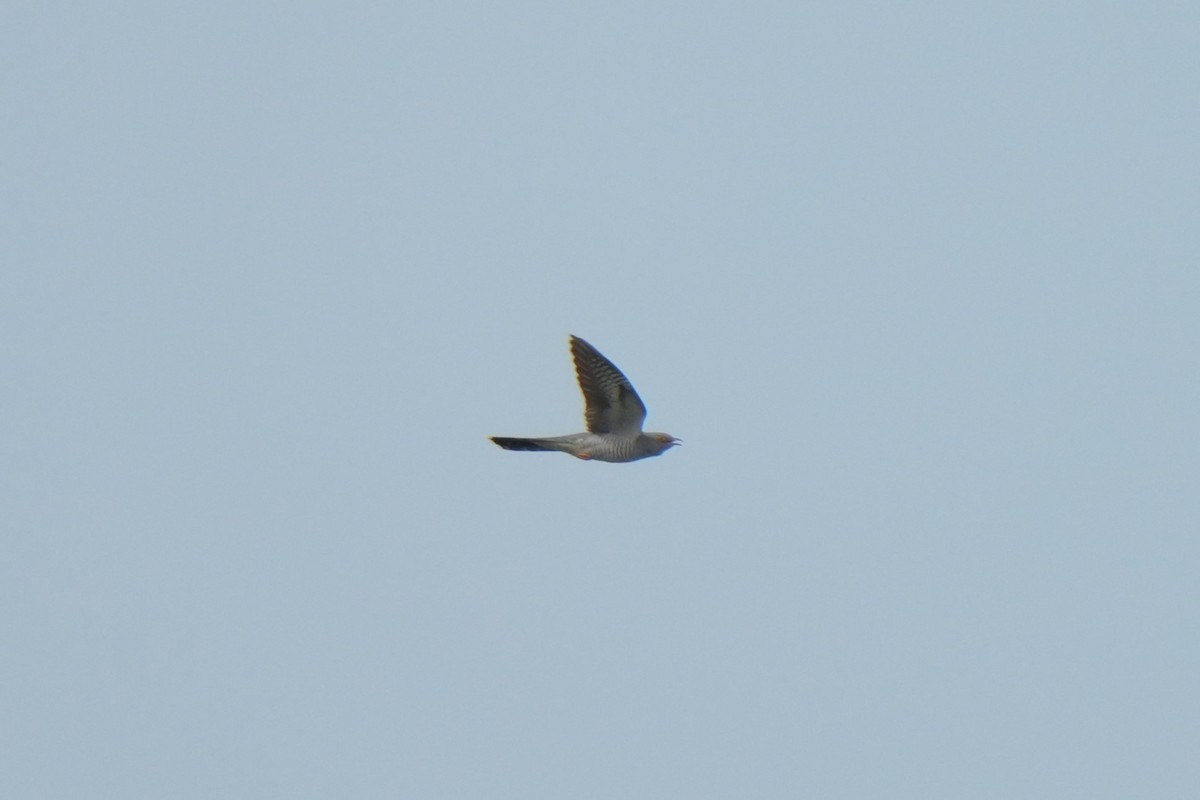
[570,335,648,435]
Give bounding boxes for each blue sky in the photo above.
[3,4,1197,798]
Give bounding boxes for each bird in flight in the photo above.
[490,335,681,463]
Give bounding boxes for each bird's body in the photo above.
[490,336,680,463]
[491,432,674,463]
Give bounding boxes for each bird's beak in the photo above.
[673,438,682,446]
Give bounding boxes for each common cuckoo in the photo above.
[490,336,681,463]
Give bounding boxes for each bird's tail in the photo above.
[490,436,556,452]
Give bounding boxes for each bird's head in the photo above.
[648,432,682,454]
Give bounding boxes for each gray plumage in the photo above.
[490,336,680,463]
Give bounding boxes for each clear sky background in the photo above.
[3,4,1197,798]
